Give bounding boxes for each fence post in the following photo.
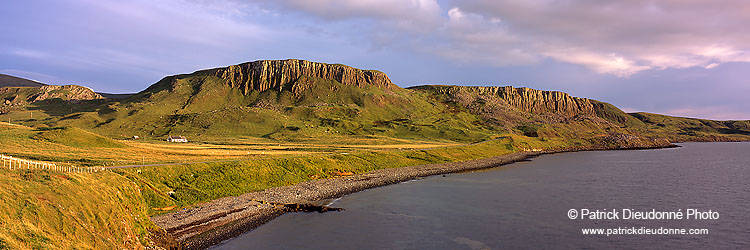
[0,156,99,174]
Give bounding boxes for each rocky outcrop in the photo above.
[413,85,595,119]
[601,133,672,149]
[206,59,395,94]
[1,85,103,113]
[30,85,103,102]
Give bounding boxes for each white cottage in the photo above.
[167,135,188,143]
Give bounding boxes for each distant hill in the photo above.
[1,85,105,116]
[97,92,135,99]
[0,73,46,87]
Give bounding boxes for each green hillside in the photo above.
[33,127,125,148]
[630,112,750,141]
[2,59,748,144]
[18,67,500,143]
[0,168,163,249]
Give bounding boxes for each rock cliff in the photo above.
[203,59,395,94]
[31,85,103,102]
[1,85,103,114]
[0,85,103,111]
[412,85,595,119]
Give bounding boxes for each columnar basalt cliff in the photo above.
[204,59,395,94]
[495,86,594,117]
[413,85,595,119]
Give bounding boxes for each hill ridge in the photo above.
[1,59,748,143]
[146,59,396,96]
[411,85,595,120]
[0,73,47,88]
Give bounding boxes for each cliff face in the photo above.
[492,86,594,117]
[414,85,594,119]
[32,85,103,102]
[1,85,102,105]
[1,85,103,114]
[207,59,394,94]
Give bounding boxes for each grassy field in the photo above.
[0,170,156,249]
[0,116,589,249]
[0,122,459,168]
[117,134,551,215]
[1,111,747,249]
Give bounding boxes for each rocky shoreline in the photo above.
[151,143,676,250]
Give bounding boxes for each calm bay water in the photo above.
[213,142,750,249]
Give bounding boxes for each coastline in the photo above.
[151,143,677,250]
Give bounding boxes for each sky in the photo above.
[1,0,749,120]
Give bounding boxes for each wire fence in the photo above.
[1,154,105,173]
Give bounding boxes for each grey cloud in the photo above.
[251,0,750,76]
[452,0,750,75]
[249,0,443,31]
[1,0,273,91]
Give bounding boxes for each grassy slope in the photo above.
[629,112,750,141]
[0,170,158,249]
[32,127,125,148]
[0,119,597,249]
[0,123,161,249]
[3,75,499,144]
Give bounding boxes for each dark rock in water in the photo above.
[282,203,343,213]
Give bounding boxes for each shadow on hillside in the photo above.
[27,98,117,117]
